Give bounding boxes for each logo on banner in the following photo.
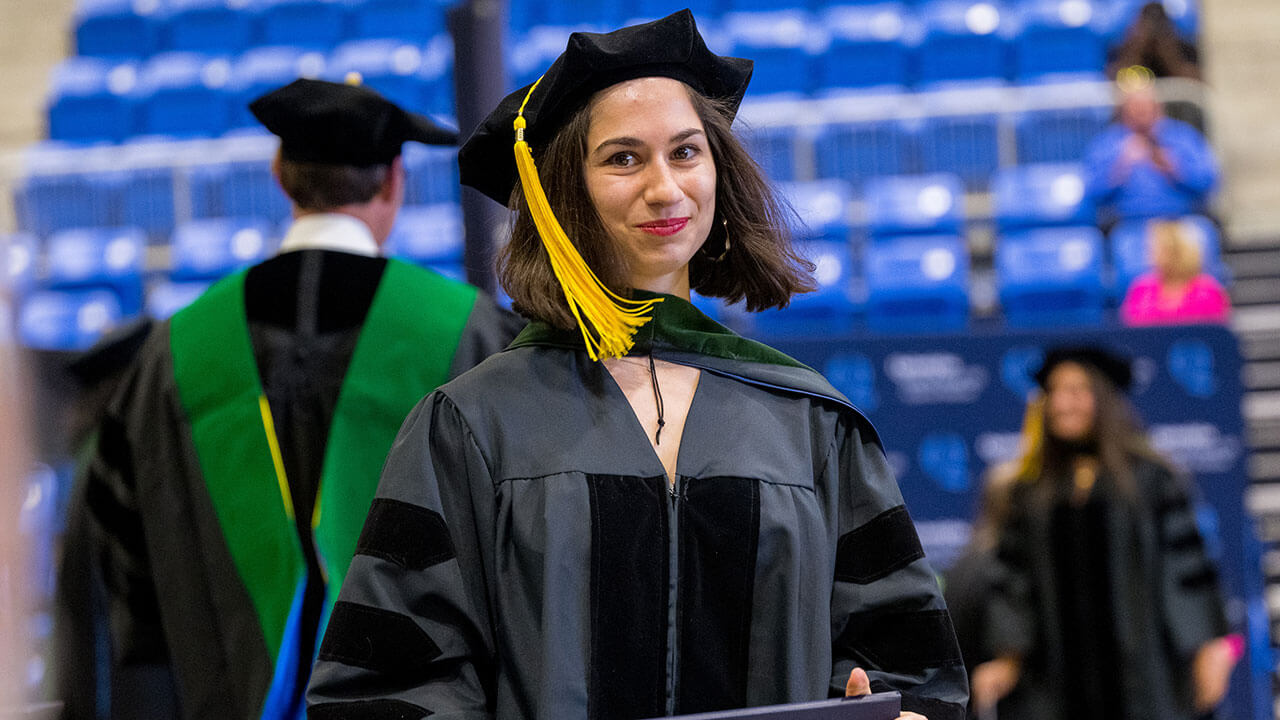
[884,353,988,405]
[1148,423,1242,474]
[824,352,879,412]
[1000,346,1044,399]
[975,431,1025,468]
[918,432,970,493]
[1168,339,1216,398]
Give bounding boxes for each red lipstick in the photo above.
[636,217,689,236]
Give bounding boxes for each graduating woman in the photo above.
[971,347,1239,720]
[307,10,967,720]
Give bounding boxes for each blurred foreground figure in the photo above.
[972,347,1239,720]
[84,79,520,720]
[0,344,34,713]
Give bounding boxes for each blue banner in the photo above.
[771,324,1265,718]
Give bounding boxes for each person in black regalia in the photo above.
[307,10,968,720]
[83,79,522,720]
[971,347,1240,720]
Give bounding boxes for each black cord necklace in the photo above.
[648,353,666,444]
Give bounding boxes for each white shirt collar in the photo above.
[278,213,380,258]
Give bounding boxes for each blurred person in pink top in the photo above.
[1120,219,1230,325]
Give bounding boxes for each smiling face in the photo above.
[1044,362,1098,444]
[584,77,717,297]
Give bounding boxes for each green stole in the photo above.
[169,259,477,668]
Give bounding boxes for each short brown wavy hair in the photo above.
[497,83,815,329]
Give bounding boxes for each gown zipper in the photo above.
[664,475,684,716]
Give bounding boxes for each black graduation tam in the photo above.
[458,9,754,205]
[1034,346,1133,391]
[250,78,457,167]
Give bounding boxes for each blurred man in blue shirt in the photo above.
[1084,85,1219,225]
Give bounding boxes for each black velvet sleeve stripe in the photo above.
[1158,493,1191,516]
[1166,529,1205,552]
[355,498,456,571]
[309,699,432,719]
[900,693,966,720]
[834,609,963,673]
[834,505,925,584]
[1179,565,1220,590]
[318,601,443,676]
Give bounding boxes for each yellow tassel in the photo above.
[1014,394,1045,482]
[513,77,662,361]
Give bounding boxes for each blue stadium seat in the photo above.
[19,464,63,605]
[1110,215,1226,298]
[1013,0,1107,79]
[328,37,454,117]
[508,25,594,90]
[226,46,328,129]
[1012,102,1111,164]
[384,204,463,266]
[111,141,184,235]
[15,146,120,236]
[402,144,461,205]
[751,240,861,337]
[46,58,140,142]
[147,279,211,318]
[253,0,350,48]
[725,12,813,96]
[864,173,964,237]
[997,225,1105,327]
[74,0,162,58]
[778,180,855,243]
[912,83,1004,188]
[917,0,1013,83]
[864,234,969,333]
[45,227,147,315]
[160,0,258,54]
[992,163,1092,230]
[18,289,126,351]
[134,52,234,137]
[814,115,910,185]
[738,103,801,182]
[817,4,914,91]
[189,155,292,222]
[3,233,39,297]
[171,217,274,280]
[348,0,451,41]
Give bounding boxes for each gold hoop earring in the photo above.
[711,218,731,262]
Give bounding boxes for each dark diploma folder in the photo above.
[645,692,902,720]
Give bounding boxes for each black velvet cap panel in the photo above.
[1033,346,1133,392]
[458,9,754,204]
[250,78,457,166]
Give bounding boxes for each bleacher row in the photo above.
[3,161,1224,349]
[1,0,1208,352]
[53,0,1192,144]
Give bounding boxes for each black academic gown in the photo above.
[84,248,522,720]
[307,294,969,720]
[987,458,1229,720]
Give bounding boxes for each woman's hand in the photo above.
[1192,634,1243,712]
[971,656,1021,714]
[844,668,927,720]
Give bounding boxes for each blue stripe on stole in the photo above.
[260,580,307,720]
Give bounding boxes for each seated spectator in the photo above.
[1106,2,1200,81]
[1084,84,1219,226]
[1120,219,1230,326]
